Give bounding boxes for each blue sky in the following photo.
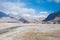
[21,0,60,13]
[0,0,60,18]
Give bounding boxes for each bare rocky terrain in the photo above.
[0,23,60,40]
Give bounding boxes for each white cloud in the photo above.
[33,11,49,21]
[0,1,35,17]
[22,14,31,17]
[0,0,50,21]
[54,0,60,3]
[25,11,49,21]
[39,11,49,18]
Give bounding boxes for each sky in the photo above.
[0,0,60,18]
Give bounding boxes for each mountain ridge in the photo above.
[43,10,60,23]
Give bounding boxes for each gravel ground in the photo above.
[0,23,60,40]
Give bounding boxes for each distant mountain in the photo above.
[0,12,29,23]
[0,11,46,23]
[43,10,60,23]
[0,12,20,23]
[0,12,8,18]
[19,17,29,23]
[0,12,17,19]
[0,17,21,23]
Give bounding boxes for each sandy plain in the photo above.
[0,23,60,40]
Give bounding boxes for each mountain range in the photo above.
[0,12,8,18]
[0,11,46,23]
[0,10,60,23]
[0,12,21,23]
[43,10,60,23]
